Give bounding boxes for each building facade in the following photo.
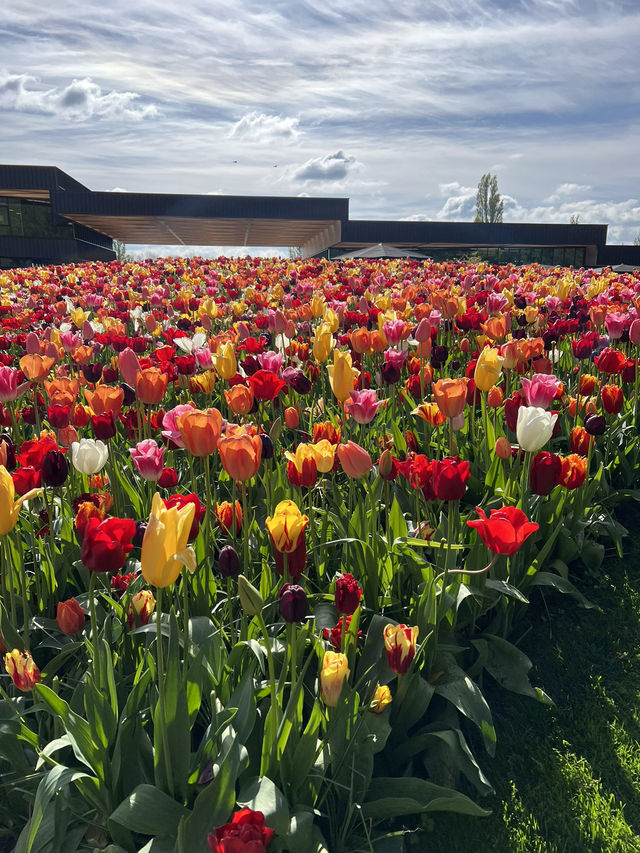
[1,164,638,269]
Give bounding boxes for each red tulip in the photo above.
[467,506,539,555]
[80,516,136,573]
[431,456,470,501]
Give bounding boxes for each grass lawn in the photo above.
[418,503,640,853]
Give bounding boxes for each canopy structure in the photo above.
[335,243,429,259]
[3,164,640,269]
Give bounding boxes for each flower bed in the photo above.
[0,256,638,852]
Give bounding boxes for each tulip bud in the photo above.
[334,573,362,615]
[495,436,512,459]
[371,684,392,713]
[40,449,69,487]
[278,583,309,623]
[284,406,300,429]
[218,545,241,577]
[269,417,282,443]
[4,649,41,691]
[259,433,274,459]
[460,337,471,354]
[378,449,397,481]
[585,414,606,436]
[487,386,504,408]
[56,598,86,635]
[238,574,264,615]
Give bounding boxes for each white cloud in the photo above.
[0,72,157,120]
[290,150,361,183]
[229,112,301,142]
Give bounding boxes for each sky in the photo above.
[2,0,640,257]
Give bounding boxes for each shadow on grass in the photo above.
[420,505,640,853]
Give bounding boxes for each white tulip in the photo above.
[516,406,558,453]
[70,439,109,475]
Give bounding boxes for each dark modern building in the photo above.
[1,164,638,269]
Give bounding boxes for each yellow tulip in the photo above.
[215,341,237,380]
[320,651,350,707]
[265,500,309,553]
[473,346,504,393]
[309,439,336,474]
[312,323,333,364]
[327,350,358,403]
[371,684,392,714]
[310,294,325,318]
[141,493,196,588]
[70,307,90,328]
[0,465,43,536]
[190,370,216,395]
[322,307,340,333]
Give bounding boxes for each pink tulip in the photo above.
[60,331,82,352]
[267,309,287,335]
[384,348,408,370]
[118,347,142,387]
[0,366,28,403]
[487,292,509,314]
[382,319,407,347]
[161,404,194,448]
[520,374,561,409]
[129,439,165,481]
[258,351,284,375]
[337,441,372,478]
[629,319,640,345]
[344,389,384,425]
[194,347,213,370]
[605,312,626,340]
[414,318,431,343]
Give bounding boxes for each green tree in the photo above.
[113,239,130,262]
[474,173,504,223]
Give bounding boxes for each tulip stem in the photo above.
[481,393,490,472]
[88,572,100,682]
[241,486,250,578]
[181,568,190,678]
[519,452,531,510]
[15,532,29,649]
[288,622,297,688]
[256,610,281,734]
[155,586,174,796]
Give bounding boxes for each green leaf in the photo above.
[109,784,188,837]
[388,496,408,541]
[176,729,246,853]
[34,684,106,781]
[433,654,496,755]
[530,571,598,609]
[15,765,91,853]
[153,612,191,800]
[238,776,290,837]
[472,635,553,705]
[484,579,529,604]
[362,777,491,820]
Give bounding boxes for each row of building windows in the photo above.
[0,197,75,240]
[329,246,587,266]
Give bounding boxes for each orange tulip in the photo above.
[487,385,504,408]
[215,500,242,535]
[558,454,588,490]
[44,377,79,407]
[218,433,262,481]
[579,374,598,396]
[178,408,223,456]
[412,402,446,427]
[481,314,508,341]
[570,426,593,456]
[70,345,93,365]
[432,378,467,419]
[85,384,124,416]
[20,354,55,383]
[224,384,254,416]
[337,441,372,478]
[350,327,372,355]
[136,367,168,405]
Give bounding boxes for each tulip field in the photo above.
[0,255,639,852]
